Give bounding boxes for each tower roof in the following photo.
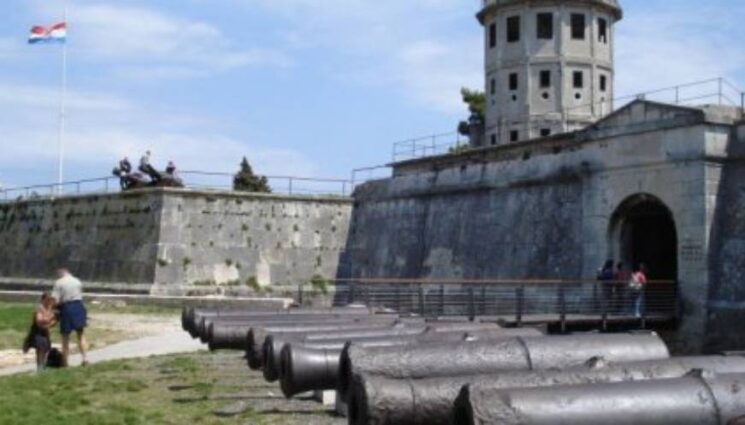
[478,0,623,24]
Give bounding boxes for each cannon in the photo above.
[261,322,507,382]
[453,371,745,425]
[184,305,374,338]
[207,316,412,350]
[337,333,670,399]
[347,356,745,425]
[198,311,397,342]
[279,328,545,398]
[244,318,424,367]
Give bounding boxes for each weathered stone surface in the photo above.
[0,188,352,295]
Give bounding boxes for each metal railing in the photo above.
[392,77,745,162]
[299,278,678,331]
[0,171,353,202]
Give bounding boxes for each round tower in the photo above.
[477,0,623,145]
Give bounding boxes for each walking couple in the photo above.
[598,261,648,317]
[23,268,89,371]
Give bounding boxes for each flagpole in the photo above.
[57,1,68,195]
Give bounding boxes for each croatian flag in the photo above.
[28,22,67,44]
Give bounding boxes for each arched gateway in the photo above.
[609,194,678,281]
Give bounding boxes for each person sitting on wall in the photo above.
[51,268,89,367]
[165,161,176,176]
[139,150,161,184]
[113,156,137,190]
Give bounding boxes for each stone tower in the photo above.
[477,0,623,145]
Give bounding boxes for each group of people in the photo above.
[112,151,180,190]
[23,268,89,371]
[597,261,648,317]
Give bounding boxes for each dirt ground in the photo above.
[0,309,179,369]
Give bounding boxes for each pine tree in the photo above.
[233,157,271,193]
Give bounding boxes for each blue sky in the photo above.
[1,0,744,190]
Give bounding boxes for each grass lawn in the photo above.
[0,352,338,425]
[0,301,180,351]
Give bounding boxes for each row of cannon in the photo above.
[182,306,745,424]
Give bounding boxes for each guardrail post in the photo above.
[640,289,647,329]
[395,285,401,313]
[288,177,293,195]
[516,286,524,327]
[418,285,425,316]
[439,284,445,316]
[479,285,486,315]
[559,285,567,334]
[348,281,356,305]
[297,284,304,306]
[468,287,476,322]
[601,284,609,332]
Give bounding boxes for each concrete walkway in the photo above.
[0,330,204,377]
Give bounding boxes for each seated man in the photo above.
[139,150,161,184]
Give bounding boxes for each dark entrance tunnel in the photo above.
[612,194,678,281]
[621,201,678,280]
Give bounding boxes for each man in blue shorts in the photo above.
[51,268,89,367]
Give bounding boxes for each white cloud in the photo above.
[225,0,482,115]
[33,2,292,79]
[0,82,132,111]
[614,5,745,103]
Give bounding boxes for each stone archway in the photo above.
[609,194,678,280]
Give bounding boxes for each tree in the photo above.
[458,88,486,137]
[233,157,271,193]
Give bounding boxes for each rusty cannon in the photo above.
[278,328,545,398]
[347,355,745,425]
[337,333,670,400]
[261,322,507,382]
[452,371,745,425]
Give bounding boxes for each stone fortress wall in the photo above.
[345,101,745,353]
[0,188,352,295]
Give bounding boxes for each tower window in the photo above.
[489,22,497,48]
[510,130,519,142]
[536,13,553,39]
[573,71,584,89]
[509,73,518,91]
[490,134,497,145]
[571,14,586,40]
[540,128,551,137]
[539,70,551,88]
[600,75,607,92]
[490,78,496,95]
[598,18,608,43]
[507,16,520,43]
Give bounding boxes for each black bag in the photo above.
[46,348,64,368]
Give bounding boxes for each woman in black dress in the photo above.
[24,293,58,371]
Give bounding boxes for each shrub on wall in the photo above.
[233,157,272,193]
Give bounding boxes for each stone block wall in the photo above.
[0,189,352,295]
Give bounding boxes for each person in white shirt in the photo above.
[51,268,89,367]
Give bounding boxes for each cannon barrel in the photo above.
[186,306,375,337]
[244,317,421,367]
[245,319,420,369]
[338,333,669,399]
[348,356,745,425]
[261,322,508,381]
[279,328,545,398]
[206,315,405,349]
[198,311,396,342]
[453,371,745,425]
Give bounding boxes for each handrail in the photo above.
[324,277,676,286]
